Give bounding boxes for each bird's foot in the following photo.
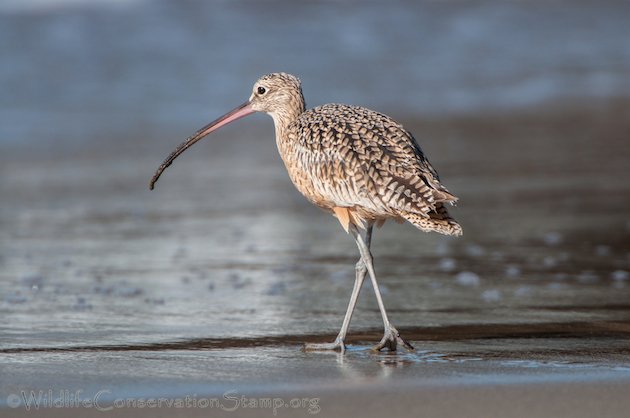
[372,325,414,352]
[303,337,346,352]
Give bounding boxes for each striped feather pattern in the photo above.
[251,73,462,236]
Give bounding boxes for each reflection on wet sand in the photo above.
[1,103,630,412]
[3,319,630,362]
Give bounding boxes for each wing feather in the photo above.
[289,104,457,220]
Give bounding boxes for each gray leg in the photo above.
[304,228,371,352]
[335,225,372,342]
[351,224,414,352]
[304,258,367,352]
[336,258,368,342]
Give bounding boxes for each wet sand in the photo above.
[1,100,630,416]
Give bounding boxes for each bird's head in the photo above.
[249,72,305,122]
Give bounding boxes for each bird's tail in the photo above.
[400,203,462,236]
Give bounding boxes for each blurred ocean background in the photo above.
[1,0,629,148]
[2,1,630,412]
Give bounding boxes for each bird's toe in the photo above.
[372,326,415,352]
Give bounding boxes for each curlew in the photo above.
[150,73,462,352]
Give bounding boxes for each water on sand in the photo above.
[1,105,630,412]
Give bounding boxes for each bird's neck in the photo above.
[270,97,305,143]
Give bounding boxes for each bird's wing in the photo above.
[292,104,457,216]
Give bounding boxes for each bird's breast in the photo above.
[276,130,384,222]
[273,125,343,211]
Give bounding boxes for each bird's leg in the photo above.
[351,224,415,352]
[304,235,369,352]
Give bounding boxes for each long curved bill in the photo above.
[149,101,255,190]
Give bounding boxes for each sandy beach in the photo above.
[2,100,630,417]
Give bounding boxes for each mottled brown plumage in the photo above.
[252,73,461,236]
[150,72,462,352]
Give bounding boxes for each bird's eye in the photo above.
[257,86,266,95]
